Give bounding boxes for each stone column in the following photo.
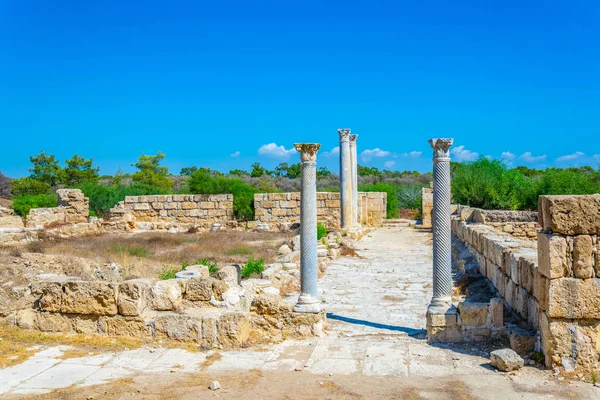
[426,138,458,342]
[349,134,359,227]
[293,143,322,313]
[338,129,352,229]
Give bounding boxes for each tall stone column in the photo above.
[338,129,352,229]
[349,134,359,227]
[426,138,459,342]
[293,143,322,313]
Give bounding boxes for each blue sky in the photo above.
[1,0,599,177]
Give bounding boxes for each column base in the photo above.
[294,294,322,313]
[426,302,462,343]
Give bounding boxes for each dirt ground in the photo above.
[15,369,596,400]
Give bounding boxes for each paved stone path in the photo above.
[1,222,598,398]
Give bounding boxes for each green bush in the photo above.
[451,159,600,210]
[79,182,171,216]
[317,222,328,240]
[12,194,58,217]
[241,257,265,279]
[359,183,399,218]
[159,265,180,280]
[187,170,258,220]
[10,178,52,197]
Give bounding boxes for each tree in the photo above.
[28,151,62,186]
[61,154,100,186]
[131,151,173,190]
[357,164,382,177]
[317,166,332,178]
[180,166,198,176]
[274,162,301,179]
[0,171,11,198]
[10,178,52,196]
[110,168,129,186]
[250,162,267,177]
[229,169,249,176]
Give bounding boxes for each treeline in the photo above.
[1,151,433,219]
[452,158,600,210]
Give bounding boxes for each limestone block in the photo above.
[533,271,549,310]
[16,309,37,329]
[458,302,489,327]
[215,265,240,287]
[573,235,594,279]
[62,281,118,315]
[30,281,63,313]
[426,310,457,328]
[518,255,536,294]
[150,280,183,311]
[537,233,569,279]
[0,215,25,228]
[462,326,491,341]
[202,313,220,347]
[527,297,540,330]
[99,315,150,337]
[546,278,600,319]
[185,265,210,277]
[185,277,214,301]
[540,195,600,235]
[489,298,504,328]
[154,313,202,341]
[118,280,150,316]
[35,312,72,332]
[278,244,292,255]
[490,349,524,371]
[509,327,536,356]
[69,315,99,334]
[212,279,229,301]
[541,316,600,370]
[427,326,463,343]
[133,203,150,211]
[217,312,250,347]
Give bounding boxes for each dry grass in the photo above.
[0,324,144,368]
[40,230,286,280]
[201,351,223,367]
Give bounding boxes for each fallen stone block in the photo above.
[217,312,250,347]
[185,277,214,302]
[118,280,150,316]
[457,301,488,327]
[490,348,524,371]
[539,195,600,235]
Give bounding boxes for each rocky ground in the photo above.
[1,221,598,399]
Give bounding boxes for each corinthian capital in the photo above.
[349,134,358,143]
[428,138,454,160]
[338,128,351,142]
[294,143,321,162]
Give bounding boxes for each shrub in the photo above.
[317,222,328,240]
[10,178,52,197]
[241,257,265,278]
[187,170,258,220]
[0,171,11,198]
[359,183,399,218]
[12,194,58,217]
[79,182,170,216]
[159,265,180,280]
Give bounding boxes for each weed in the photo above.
[109,243,150,258]
[530,351,545,364]
[591,369,598,384]
[181,261,189,270]
[225,244,254,256]
[241,256,265,278]
[317,222,328,240]
[159,265,180,280]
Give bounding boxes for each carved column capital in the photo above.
[338,128,351,142]
[294,143,321,163]
[428,138,454,161]
[349,134,358,145]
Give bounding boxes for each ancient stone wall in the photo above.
[458,206,540,239]
[108,194,234,230]
[421,186,433,228]
[536,195,600,370]
[26,189,89,228]
[0,205,24,229]
[254,192,387,229]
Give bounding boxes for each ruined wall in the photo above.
[109,194,234,230]
[0,205,24,229]
[421,187,433,228]
[254,192,387,229]
[453,198,600,371]
[459,206,540,239]
[536,195,600,370]
[26,189,89,228]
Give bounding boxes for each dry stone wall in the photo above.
[459,206,540,239]
[254,192,387,229]
[109,194,234,230]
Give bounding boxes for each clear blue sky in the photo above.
[1,0,599,178]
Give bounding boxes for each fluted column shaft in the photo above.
[294,143,322,313]
[349,134,359,227]
[428,138,454,311]
[338,129,352,229]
